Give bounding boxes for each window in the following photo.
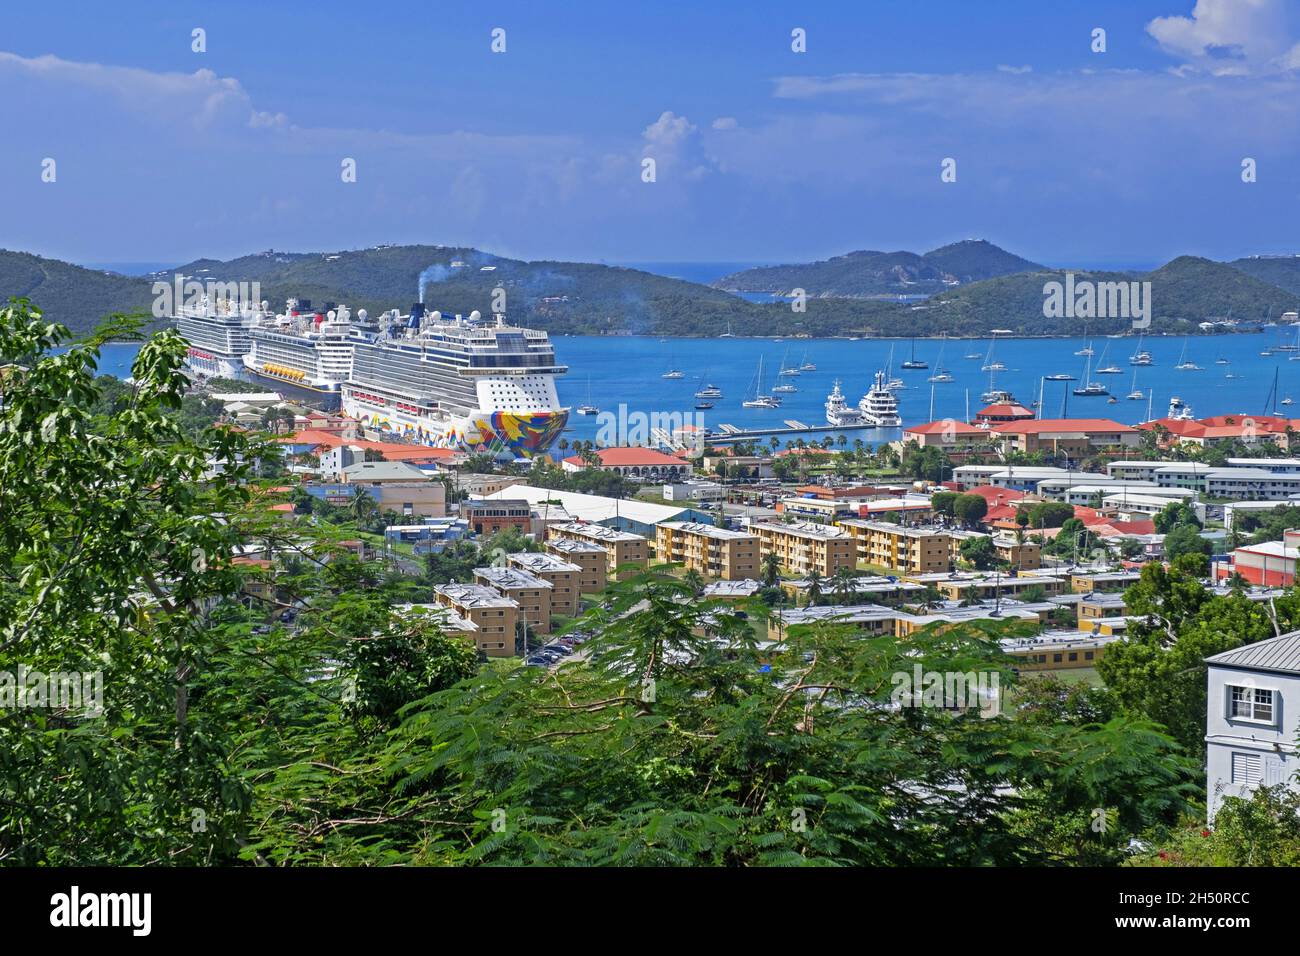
[1231,752,1263,786]
[1229,685,1276,723]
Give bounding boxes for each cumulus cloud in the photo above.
[711,116,739,130]
[1147,0,1300,74]
[641,111,713,181]
[997,65,1032,74]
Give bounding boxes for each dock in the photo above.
[705,421,898,443]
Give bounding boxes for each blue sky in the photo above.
[2,0,1299,268]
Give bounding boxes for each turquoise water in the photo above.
[83,332,1298,449]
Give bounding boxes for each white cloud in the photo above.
[1147,0,1299,74]
[711,116,739,130]
[997,65,1032,75]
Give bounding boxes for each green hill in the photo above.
[1227,255,1300,298]
[3,244,1298,341]
[712,239,1042,298]
[0,250,156,334]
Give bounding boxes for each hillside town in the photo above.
[188,382,1300,830]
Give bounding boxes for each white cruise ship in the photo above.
[824,380,864,426]
[243,298,356,409]
[858,370,902,427]
[342,304,569,457]
[173,294,258,379]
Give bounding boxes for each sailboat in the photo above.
[901,338,928,370]
[882,345,905,391]
[1129,331,1153,366]
[694,376,724,399]
[777,349,800,377]
[798,351,817,372]
[742,356,781,408]
[981,332,1006,372]
[1074,327,1094,357]
[1125,367,1143,401]
[1174,337,1202,371]
[576,376,600,415]
[1072,349,1109,396]
[1094,341,1122,374]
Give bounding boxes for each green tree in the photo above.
[952,493,988,528]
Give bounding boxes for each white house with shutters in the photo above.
[1204,632,1300,822]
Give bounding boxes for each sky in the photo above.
[1,0,1299,269]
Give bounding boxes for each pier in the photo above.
[705,420,897,444]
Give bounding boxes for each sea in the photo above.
[87,330,1300,451]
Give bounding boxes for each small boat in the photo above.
[772,383,798,394]
[1072,382,1110,397]
[1261,350,1274,357]
[1215,358,1230,365]
[927,370,954,383]
[1107,397,1118,404]
[662,369,685,379]
[694,400,714,410]
[1283,397,1295,407]
[963,352,983,360]
[1074,345,1094,357]
[1045,373,1076,381]
[695,380,723,399]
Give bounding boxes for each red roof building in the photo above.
[561,447,693,479]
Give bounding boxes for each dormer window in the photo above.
[1228,685,1276,724]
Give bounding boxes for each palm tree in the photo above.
[348,487,378,526]
[761,551,782,588]
[683,568,705,596]
[830,566,858,604]
[805,568,823,607]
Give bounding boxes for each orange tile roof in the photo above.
[993,418,1135,435]
[905,420,986,436]
[565,447,690,467]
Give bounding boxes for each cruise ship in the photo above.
[173,294,257,380]
[243,298,356,409]
[858,370,902,427]
[342,304,569,457]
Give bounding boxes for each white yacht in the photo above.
[858,371,902,427]
[825,380,864,426]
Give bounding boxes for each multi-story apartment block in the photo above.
[655,521,760,580]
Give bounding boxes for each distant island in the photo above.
[4,240,1300,340]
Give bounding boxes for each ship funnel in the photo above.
[409,302,426,321]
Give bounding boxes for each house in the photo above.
[560,446,693,480]
[899,420,990,453]
[1216,532,1300,586]
[1205,632,1300,822]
